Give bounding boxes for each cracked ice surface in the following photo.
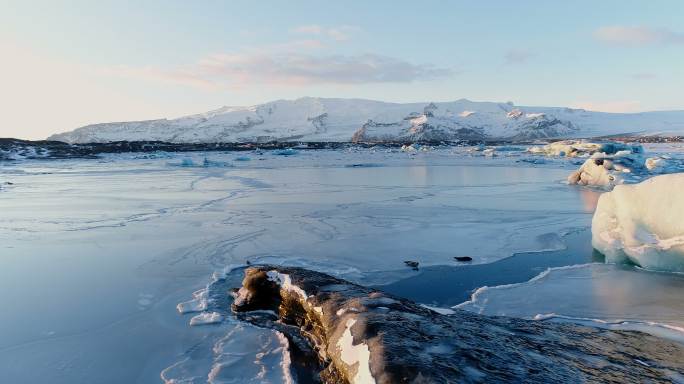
[456,263,684,343]
[0,147,602,382]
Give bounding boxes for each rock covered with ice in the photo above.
[592,173,684,272]
[232,265,684,383]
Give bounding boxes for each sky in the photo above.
[1,0,683,140]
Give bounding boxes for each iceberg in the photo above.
[592,173,684,272]
[567,148,645,188]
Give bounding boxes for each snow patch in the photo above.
[267,270,309,300]
[336,318,375,384]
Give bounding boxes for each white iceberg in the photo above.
[567,149,645,188]
[592,173,684,272]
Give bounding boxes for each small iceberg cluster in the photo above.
[592,173,684,272]
[400,144,431,152]
[528,140,637,158]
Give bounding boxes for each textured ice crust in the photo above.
[592,174,684,272]
[161,323,295,384]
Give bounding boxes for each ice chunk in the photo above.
[567,157,624,188]
[189,312,223,326]
[272,148,298,156]
[592,173,684,272]
[483,148,496,157]
[567,149,645,188]
[176,288,208,314]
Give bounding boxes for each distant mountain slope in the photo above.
[48,97,684,143]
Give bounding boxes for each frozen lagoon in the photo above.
[0,145,683,383]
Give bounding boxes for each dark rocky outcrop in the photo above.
[233,265,684,384]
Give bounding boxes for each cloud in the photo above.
[292,24,361,41]
[570,100,642,113]
[594,26,684,46]
[504,49,534,64]
[107,51,453,89]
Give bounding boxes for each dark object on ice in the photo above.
[403,260,419,269]
[4,182,13,185]
[454,256,473,262]
[233,265,684,384]
[245,260,251,265]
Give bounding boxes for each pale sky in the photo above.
[1,0,683,140]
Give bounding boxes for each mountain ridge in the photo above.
[48,97,684,143]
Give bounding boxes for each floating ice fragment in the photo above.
[272,148,298,156]
[176,288,208,314]
[189,311,223,326]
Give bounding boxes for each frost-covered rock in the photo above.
[592,173,684,272]
[233,265,684,383]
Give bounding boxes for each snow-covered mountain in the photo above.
[48,97,684,143]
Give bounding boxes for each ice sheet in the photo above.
[0,146,650,382]
[456,263,684,342]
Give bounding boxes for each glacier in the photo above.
[47,97,684,144]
